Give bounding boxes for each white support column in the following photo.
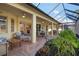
[52,22,54,36]
[32,14,36,43]
[8,17,11,39]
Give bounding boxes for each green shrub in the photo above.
[36,29,78,56]
[51,36,75,56]
[41,35,76,56]
[59,29,79,48]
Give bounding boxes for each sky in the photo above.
[33,3,79,23]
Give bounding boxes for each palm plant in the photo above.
[59,29,79,48]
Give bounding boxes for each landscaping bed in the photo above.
[35,29,79,56]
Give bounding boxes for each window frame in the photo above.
[0,16,8,33]
[11,18,15,32]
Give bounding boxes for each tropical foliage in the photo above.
[36,29,79,56]
[49,36,75,56]
[59,29,79,48]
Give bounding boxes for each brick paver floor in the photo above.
[8,37,47,56]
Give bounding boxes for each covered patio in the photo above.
[0,3,59,56]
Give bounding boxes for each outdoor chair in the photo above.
[8,32,22,50]
[39,31,45,37]
[14,32,21,39]
[0,37,7,44]
[20,34,31,42]
[19,31,31,41]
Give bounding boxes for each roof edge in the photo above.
[26,3,61,24]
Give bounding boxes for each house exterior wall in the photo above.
[7,4,59,24]
[6,3,60,37]
[0,4,60,39]
[36,18,58,37]
[0,10,20,55]
[0,10,33,39]
[0,3,60,55]
[0,10,19,39]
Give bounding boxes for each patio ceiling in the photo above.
[32,3,79,23]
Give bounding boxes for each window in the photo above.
[36,24,41,31]
[36,24,41,35]
[53,30,57,35]
[0,16,7,33]
[11,19,14,32]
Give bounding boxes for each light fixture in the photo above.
[48,28,52,32]
[58,28,62,33]
[22,14,26,18]
[58,28,62,31]
[22,15,25,18]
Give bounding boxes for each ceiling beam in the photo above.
[48,4,60,14]
[62,3,68,21]
[66,15,77,21]
[66,13,77,19]
[65,9,79,14]
[57,16,66,20]
[37,3,40,7]
[54,10,63,18]
[58,17,66,22]
[69,3,79,6]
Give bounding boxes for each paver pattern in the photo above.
[8,37,47,56]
